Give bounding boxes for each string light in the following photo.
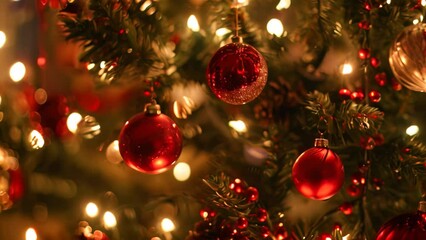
[386,0,391,4]
[85,202,99,218]
[28,130,45,150]
[161,218,176,232]
[25,228,37,240]
[103,211,117,229]
[0,31,6,48]
[187,15,200,32]
[67,112,83,134]
[266,18,284,37]
[406,125,419,136]
[422,0,426,7]
[140,0,152,11]
[87,63,95,70]
[276,0,291,10]
[9,62,26,82]
[215,28,231,37]
[340,63,353,75]
[229,120,247,133]
[173,162,191,181]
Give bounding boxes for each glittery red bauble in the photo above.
[119,110,182,174]
[292,139,344,200]
[206,42,268,105]
[376,209,426,240]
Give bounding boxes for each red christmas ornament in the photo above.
[119,103,182,174]
[375,72,387,87]
[339,202,353,215]
[338,88,352,101]
[346,184,362,197]
[358,48,370,60]
[237,217,248,229]
[317,233,333,240]
[370,57,380,68]
[206,39,268,105]
[260,226,270,238]
[245,186,259,202]
[256,208,268,222]
[350,91,365,103]
[37,95,70,135]
[376,201,426,240]
[368,90,381,103]
[274,223,288,240]
[229,178,245,194]
[292,137,345,200]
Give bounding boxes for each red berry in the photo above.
[351,91,365,103]
[368,90,381,103]
[245,187,259,202]
[237,217,248,229]
[256,208,268,222]
[358,48,370,60]
[339,202,353,215]
[338,88,352,101]
[374,72,387,87]
[370,57,380,68]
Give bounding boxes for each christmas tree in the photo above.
[1,0,426,239]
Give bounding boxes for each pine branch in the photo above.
[58,0,173,83]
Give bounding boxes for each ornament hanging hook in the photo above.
[231,0,243,43]
[317,116,328,138]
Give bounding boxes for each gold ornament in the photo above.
[389,23,426,92]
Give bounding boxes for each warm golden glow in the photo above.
[9,62,26,82]
[85,202,99,218]
[267,19,284,37]
[229,120,247,133]
[173,162,191,181]
[161,218,176,232]
[103,211,117,228]
[29,130,45,149]
[276,0,291,10]
[406,125,419,136]
[0,31,6,48]
[187,15,200,32]
[67,112,83,134]
[25,228,37,240]
[341,63,353,75]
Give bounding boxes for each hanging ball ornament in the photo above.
[389,23,426,92]
[206,37,268,105]
[376,201,426,240]
[118,103,182,174]
[292,137,345,200]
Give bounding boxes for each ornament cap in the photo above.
[144,102,161,116]
[314,138,329,148]
[418,201,426,212]
[232,36,243,43]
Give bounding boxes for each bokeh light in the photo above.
[103,211,117,229]
[25,228,37,240]
[341,63,353,75]
[161,218,176,232]
[85,202,99,218]
[276,0,291,10]
[0,31,6,48]
[173,162,191,181]
[406,125,419,136]
[229,120,247,133]
[267,18,284,37]
[187,15,200,32]
[28,130,44,149]
[9,62,26,82]
[67,112,83,134]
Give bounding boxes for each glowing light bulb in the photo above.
[161,218,175,232]
[343,234,351,240]
[103,211,117,229]
[215,28,231,37]
[67,112,83,134]
[87,63,95,70]
[173,162,191,181]
[187,15,200,32]
[140,0,152,11]
[266,18,284,37]
[9,62,26,82]
[106,140,123,164]
[422,0,425,6]
[29,130,44,149]
[85,202,99,218]
[229,120,247,133]
[25,228,37,240]
[386,0,391,4]
[276,0,291,10]
[406,125,419,136]
[341,63,353,75]
[0,31,6,48]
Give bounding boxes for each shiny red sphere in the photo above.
[338,88,352,101]
[119,113,182,174]
[368,90,381,103]
[292,147,344,200]
[206,42,268,105]
[376,211,426,240]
